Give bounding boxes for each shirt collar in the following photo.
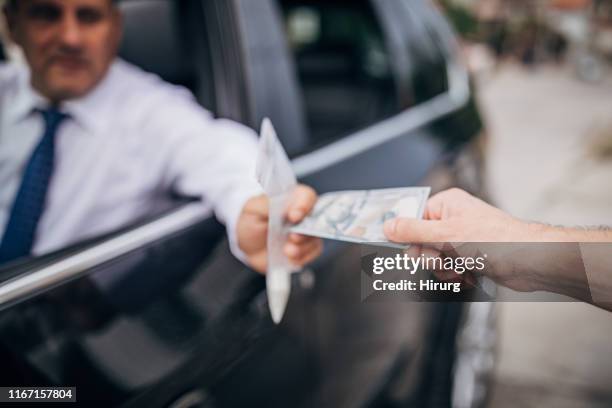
[62,61,119,133]
[6,59,120,134]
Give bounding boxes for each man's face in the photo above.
[6,0,121,102]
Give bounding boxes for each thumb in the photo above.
[287,185,317,223]
[243,194,269,218]
[384,218,450,243]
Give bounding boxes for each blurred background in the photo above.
[439,0,612,406]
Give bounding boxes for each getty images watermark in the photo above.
[360,244,493,302]
[370,252,487,294]
[360,242,604,303]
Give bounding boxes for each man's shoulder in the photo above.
[0,62,25,90]
[111,60,200,108]
[108,60,210,126]
[0,61,21,77]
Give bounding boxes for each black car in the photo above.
[0,0,494,407]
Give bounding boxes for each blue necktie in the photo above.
[0,108,68,264]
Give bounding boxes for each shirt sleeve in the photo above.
[157,96,263,264]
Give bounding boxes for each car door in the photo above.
[0,1,316,407]
[224,0,485,407]
[0,1,486,407]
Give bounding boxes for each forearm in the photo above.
[520,223,612,308]
[383,188,612,307]
[529,223,612,243]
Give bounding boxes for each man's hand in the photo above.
[383,188,529,243]
[237,185,323,274]
[383,188,612,304]
[383,188,536,292]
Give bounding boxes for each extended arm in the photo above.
[384,188,612,309]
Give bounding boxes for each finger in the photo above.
[404,244,423,258]
[287,185,317,224]
[284,237,322,261]
[298,240,324,265]
[288,233,311,244]
[289,239,324,266]
[248,252,268,275]
[404,245,442,263]
[424,191,450,220]
[284,237,319,258]
[421,247,443,266]
[433,268,463,283]
[384,218,451,243]
[243,194,269,218]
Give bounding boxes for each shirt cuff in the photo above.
[222,181,264,266]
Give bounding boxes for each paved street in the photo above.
[478,63,612,407]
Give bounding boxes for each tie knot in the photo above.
[38,108,69,129]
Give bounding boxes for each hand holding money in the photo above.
[252,118,429,323]
[237,186,322,273]
[291,187,430,247]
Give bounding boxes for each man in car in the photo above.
[0,0,323,272]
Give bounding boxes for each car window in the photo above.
[118,0,216,111]
[0,208,274,403]
[278,0,400,145]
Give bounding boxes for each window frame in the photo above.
[235,0,472,176]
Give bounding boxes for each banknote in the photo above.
[290,187,430,248]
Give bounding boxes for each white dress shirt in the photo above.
[0,59,262,260]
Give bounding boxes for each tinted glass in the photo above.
[279,0,400,145]
[119,0,216,110]
[0,216,299,406]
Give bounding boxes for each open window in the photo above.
[279,0,400,146]
[118,0,216,111]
